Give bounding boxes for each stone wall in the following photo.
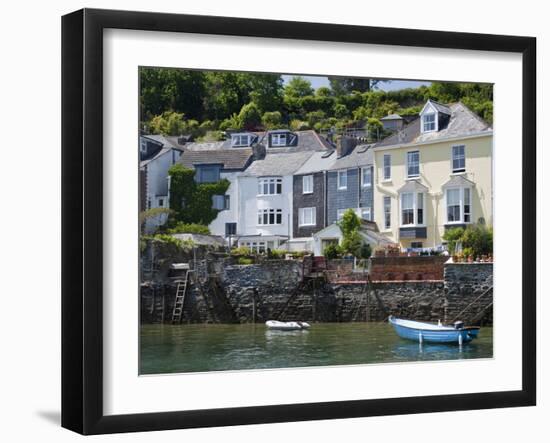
[140,257,493,326]
[444,262,493,325]
[369,255,448,281]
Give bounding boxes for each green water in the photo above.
[140,322,493,374]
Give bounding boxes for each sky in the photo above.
[281,74,431,91]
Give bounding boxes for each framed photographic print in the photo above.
[61,8,536,435]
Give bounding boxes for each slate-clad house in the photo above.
[325,138,375,225]
[290,151,336,249]
[139,135,183,232]
[176,135,258,240]
[372,100,493,250]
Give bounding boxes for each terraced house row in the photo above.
[140,99,493,254]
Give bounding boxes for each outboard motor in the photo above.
[454,321,464,330]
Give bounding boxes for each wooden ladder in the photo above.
[171,271,190,324]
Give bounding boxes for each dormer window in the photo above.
[271,133,287,147]
[422,113,436,132]
[269,130,296,148]
[231,133,253,147]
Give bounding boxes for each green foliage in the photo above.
[306,110,325,127]
[237,257,254,265]
[139,207,173,228]
[237,102,262,130]
[323,243,343,260]
[329,77,372,95]
[142,234,195,251]
[359,243,372,260]
[333,103,349,119]
[167,223,210,235]
[289,119,310,131]
[231,246,254,256]
[148,111,187,135]
[168,164,230,225]
[262,111,283,129]
[196,130,225,142]
[284,76,314,98]
[267,249,287,259]
[338,209,364,258]
[442,227,465,255]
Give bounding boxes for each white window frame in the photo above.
[452,145,466,173]
[399,192,425,227]
[257,177,283,196]
[361,207,372,221]
[445,186,473,224]
[337,170,348,190]
[406,151,420,178]
[383,154,392,181]
[257,208,283,225]
[271,133,288,147]
[383,196,391,229]
[361,167,372,187]
[231,134,251,147]
[422,113,436,132]
[299,207,316,226]
[302,175,314,194]
[336,208,347,221]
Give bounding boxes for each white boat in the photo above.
[265,320,311,331]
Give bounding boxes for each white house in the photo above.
[140,135,183,233]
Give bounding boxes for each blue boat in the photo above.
[388,316,480,345]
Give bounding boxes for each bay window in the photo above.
[446,187,472,224]
[400,192,425,226]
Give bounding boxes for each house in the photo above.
[325,138,375,225]
[372,100,493,250]
[380,114,404,132]
[312,219,392,256]
[176,134,259,242]
[139,135,183,232]
[233,129,332,252]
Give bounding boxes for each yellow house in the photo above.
[372,100,493,250]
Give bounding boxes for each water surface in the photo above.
[140,322,493,374]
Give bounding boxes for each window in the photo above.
[452,145,466,173]
[417,192,424,225]
[157,198,164,208]
[362,167,372,187]
[299,207,316,226]
[383,154,391,180]
[361,207,372,221]
[139,139,147,154]
[336,209,347,221]
[383,196,391,229]
[338,170,348,190]
[401,193,414,225]
[225,222,237,236]
[446,188,462,222]
[400,192,425,226]
[196,165,220,183]
[302,175,313,194]
[464,188,471,223]
[271,133,288,147]
[257,208,283,225]
[212,195,227,210]
[231,134,251,147]
[422,113,436,132]
[241,241,266,253]
[411,242,423,249]
[257,177,282,195]
[407,151,420,178]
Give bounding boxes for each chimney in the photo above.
[336,136,358,158]
[251,142,266,161]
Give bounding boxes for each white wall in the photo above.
[1,1,546,443]
[208,171,239,237]
[238,175,293,237]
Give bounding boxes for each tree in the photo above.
[248,74,284,114]
[237,102,262,130]
[262,111,283,129]
[329,77,372,95]
[148,111,187,135]
[339,209,363,257]
[333,103,349,119]
[284,76,314,98]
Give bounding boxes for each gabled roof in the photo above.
[397,179,429,193]
[380,113,403,121]
[179,148,253,171]
[241,151,314,177]
[326,144,374,171]
[375,102,491,149]
[423,99,451,115]
[442,174,476,189]
[294,150,336,175]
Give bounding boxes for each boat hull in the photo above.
[265,320,310,331]
[389,316,479,344]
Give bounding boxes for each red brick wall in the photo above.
[369,256,448,282]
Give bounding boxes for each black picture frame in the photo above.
[61,8,537,435]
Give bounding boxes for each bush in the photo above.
[231,246,254,256]
[143,234,195,251]
[443,227,465,254]
[323,243,343,260]
[359,243,372,260]
[167,222,210,235]
[237,257,254,265]
[462,224,493,257]
[267,249,287,259]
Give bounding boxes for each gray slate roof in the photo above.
[171,233,225,247]
[375,102,491,149]
[442,174,476,188]
[294,150,336,175]
[326,144,374,171]
[429,100,451,115]
[397,179,429,193]
[241,151,314,177]
[380,113,403,121]
[179,148,253,170]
